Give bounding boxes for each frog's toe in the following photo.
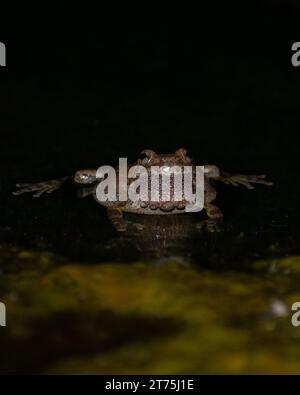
[33,187,52,198]
[127,222,145,232]
[13,188,27,196]
[13,183,49,197]
[13,185,41,196]
[244,175,273,188]
[15,183,31,188]
[229,174,273,189]
[238,180,255,189]
[252,175,273,186]
[197,219,222,233]
[13,177,69,197]
[113,221,144,233]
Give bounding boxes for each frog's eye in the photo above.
[138,149,156,164]
[184,151,192,162]
[175,148,191,162]
[138,152,149,161]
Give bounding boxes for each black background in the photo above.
[0,1,300,262]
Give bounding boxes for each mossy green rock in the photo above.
[1,250,300,374]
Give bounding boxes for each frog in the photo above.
[13,148,273,231]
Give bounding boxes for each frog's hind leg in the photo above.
[202,203,223,232]
[13,176,69,198]
[107,206,144,232]
[107,207,127,232]
[205,203,223,220]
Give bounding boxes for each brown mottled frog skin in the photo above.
[13,148,272,231]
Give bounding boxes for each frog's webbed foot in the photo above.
[13,176,69,198]
[107,207,144,233]
[199,203,223,232]
[216,173,273,189]
[205,203,224,220]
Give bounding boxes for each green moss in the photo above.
[255,256,300,276]
[1,249,300,374]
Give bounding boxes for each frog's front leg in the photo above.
[107,205,144,233]
[107,206,127,232]
[202,179,223,219]
[13,169,98,198]
[201,179,224,232]
[74,169,98,197]
[13,176,69,198]
[204,203,223,220]
[216,172,273,189]
[198,204,223,233]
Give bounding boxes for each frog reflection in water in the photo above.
[13,148,272,232]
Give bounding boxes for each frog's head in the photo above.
[136,148,192,168]
[74,169,97,184]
